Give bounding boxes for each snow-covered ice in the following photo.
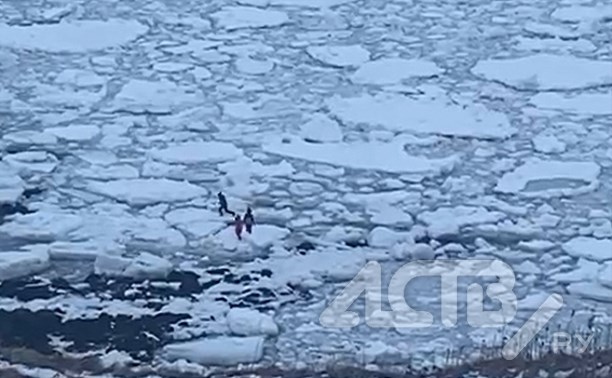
[45,125,101,142]
[495,160,601,197]
[163,336,265,366]
[263,136,458,174]
[226,308,279,336]
[211,6,289,30]
[110,80,204,114]
[94,252,173,279]
[0,19,147,52]
[0,165,24,204]
[299,113,343,143]
[529,92,612,116]
[562,237,612,262]
[306,45,370,68]
[326,92,515,139]
[351,58,441,85]
[0,246,50,281]
[150,141,243,164]
[86,179,207,206]
[472,54,612,90]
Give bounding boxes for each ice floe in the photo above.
[562,236,612,262]
[110,80,204,114]
[94,252,173,279]
[226,308,279,336]
[235,57,274,74]
[472,54,612,90]
[2,130,58,147]
[3,151,58,174]
[599,262,612,288]
[45,125,101,142]
[350,58,441,85]
[529,92,612,116]
[211,6,289,30]
[326,92,515,139]
[163,336,264,366]
[86,178,207,206]
[418,206,507,239]
[306,45,370,68]
[263,136,458,174]
[551,5,612,24]
[513,36,596,53]
[495,159,601,197]
[164,207,226,239]
[0,246,50,281]
[0,166,24,204]
[531,133,566,154]
[150,141,243,164]
[299,113,343,143]
[212,224,290,251]
[0,19,147,52]
[53,68,106,87]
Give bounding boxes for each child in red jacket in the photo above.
[234,215,243,240]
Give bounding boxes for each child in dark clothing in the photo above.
[218,192,235,216]
[243,207,255,234]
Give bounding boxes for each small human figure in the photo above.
[243,207,255,234]
[234,214,243,240]
[218,192,235,216]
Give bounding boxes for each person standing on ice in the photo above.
[243,207,255,234]
[218,192,235,216]
[234,214,244,240]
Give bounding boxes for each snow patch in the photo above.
[495,160,601,197]
[263,137,458,174]
[472,54,612,90]
[306,45,370,67]
[212,6,289,30]
[0,19,147,52]
[86,179,207,206]
[351,58,441,85]
[327,92,515,139]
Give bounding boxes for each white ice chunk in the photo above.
[2,130,58,147]
[551,5,612,24]
[211,6,289,30]
[472,54,612,90]
[299,113,343,143]
[45,125,100,141]
[531,133,566,154]
[562,237,612,262]
[110,80,204,114]
[86,178,207,206]
[327,92,515,139]
[599,262,612,288]
[94,252,173,279]
[418,206,507,239]
[552,258,601,284]
[235,57,274,74]
[306,45,370,68]
[0,165,24,204]
[529,92,612,116]
[568,282,612,303]
[164,207,226,238]
[163,336,264,366]
[0,246,50,281]
[48,241,103,261]
[150,141,243,164]
[0,208,83,241]
[495,160,601,197]
[263,137,458,174]
[351,58,441,85]
[54,69,106,87]
[226,308,279,336]
[367,227,412,248]
[0,19,147,52]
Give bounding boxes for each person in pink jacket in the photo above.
[234,214,244,240]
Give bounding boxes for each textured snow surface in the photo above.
[0,19,147,52]
[327,92,515,139]
[472,54,612,90]
[263,137,458,174]
[495,160,601,197]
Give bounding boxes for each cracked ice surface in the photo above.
[1,0,612,371]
